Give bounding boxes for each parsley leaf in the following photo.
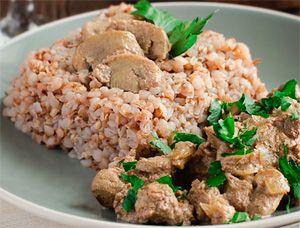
[132,0,181,34]
[228,212,250,223]
[213,114,235,143]
[207,99,223,125]
[156,175,182,192]
[122,161,137,172]
[252,214,261,221]
[221,148,253,157]
[232,127,257,148]
[235,94,269,118]
[170,14,214,57]
[120,173,145,212]
[122,189,137,212]
[290,110,300,120]
[149,138,172,154]
[278,79,297,100]
[207,161,226,187]
[171,132,204,148]
[279,145,300,199]
[133,0,214,57]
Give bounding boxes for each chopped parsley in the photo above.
[234,94,269,118]
[252,214,261,221]
[279,145,300,199]
[207,161,226,187]
[221,148,253,157]
[122,161,137,172]
[149,138,172,154]
[290,110,300,120]
[208,80,298,121]
[170,132,204,148]
[212,114,235,144]
[228,212,250,223]
[132,0,214,57]
[207,99,223,125]
[233,127,257,148]
[156,175,182,192]
[120,173,145,212]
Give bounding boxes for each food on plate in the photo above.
[2,0,299,225]
[92,80,299,225]
[2,0,267,170]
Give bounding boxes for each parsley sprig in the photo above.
[228,212,260,223]
[279,145,300,199]
[208,80,298,120]
[212,113,257,156]
[170,132,204,149]
[156,175,182,192]
[290,110,300,120]
[132,0,214,57]
[120,173,145,212]
[207,161,226,187]
[122,161,137,172]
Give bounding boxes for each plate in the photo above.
[0,2,299,227]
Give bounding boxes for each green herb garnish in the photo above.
[221,148,253,157]
[207,99,223,125]
[234,94,269,118]
[169,14,214,57]
[120,173,145,212]
[132,0,181,34]
[207,161,226,187]
[132,0,214,57]
[279,145,300,199]
[122,161,137,172]
[171,132,204,148]
[290,110,300,120]
[156,175,182,192]
[233,127,257,148]
[212,114,235,144]
[252,214,261,221]
[149,139,172,154]
[228,212,250,223]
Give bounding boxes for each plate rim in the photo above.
[1,2,300,227]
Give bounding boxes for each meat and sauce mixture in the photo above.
[92,79,300,225]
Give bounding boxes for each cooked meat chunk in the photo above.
[221,150,264,176]
[91,167,125,208]
[72,31,143,71]
[169,141,196,169]
[224,173,253,211]
[178,199,195,225]
[104,53,162,93]
[247,168,290,216]
[135,183,190,225]
[188,142,216,179]
[244,103,300,167]
[108,19,170,60]
[133,155,173,182]
[254,168,290,195]
[188,179,235,224]
[114,182,193,225]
